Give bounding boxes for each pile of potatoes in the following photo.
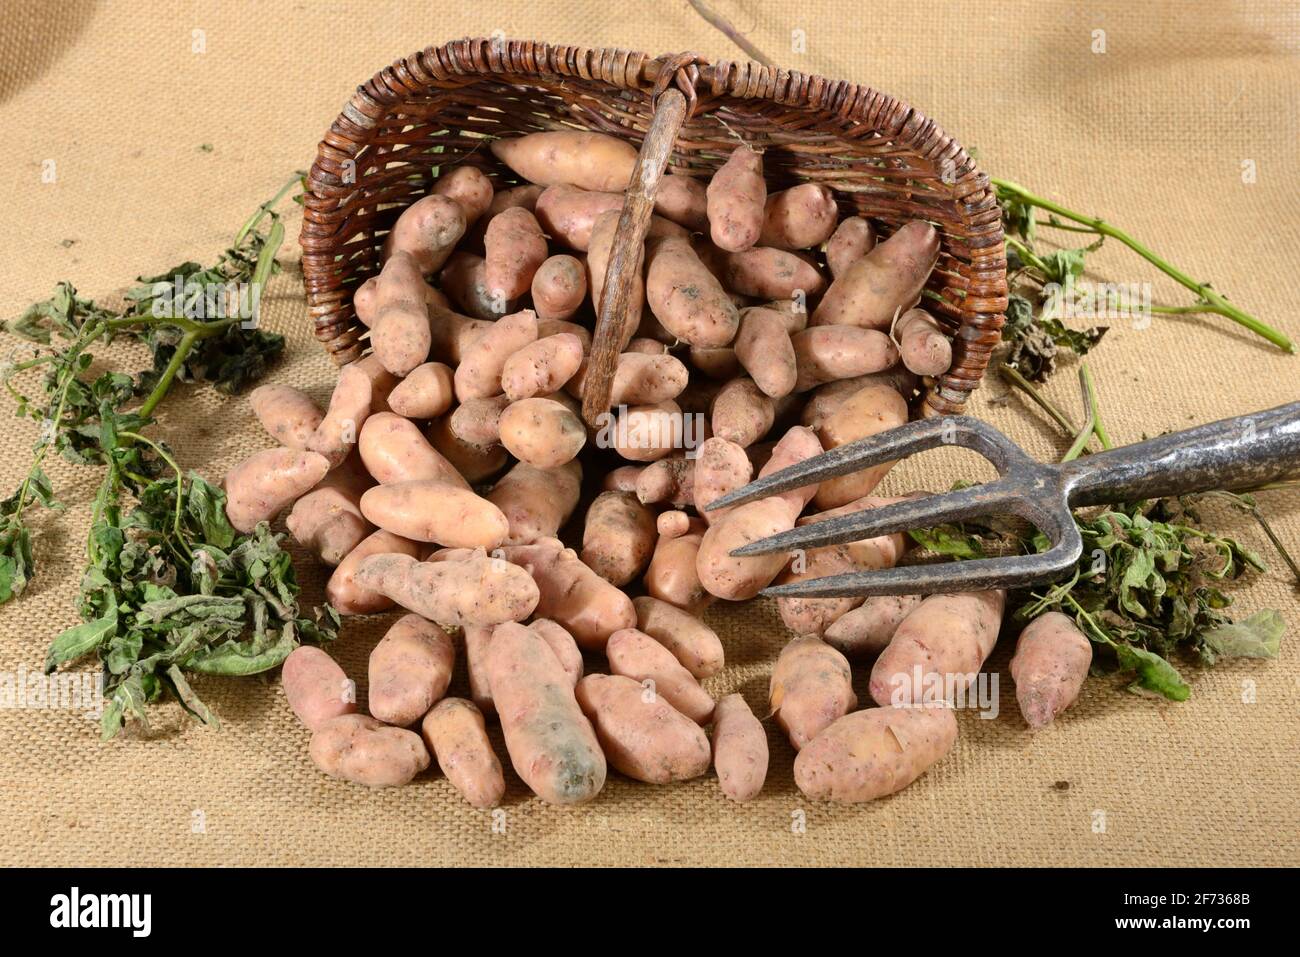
[227,130,1092,808]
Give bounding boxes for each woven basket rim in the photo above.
[299,37,1008,414]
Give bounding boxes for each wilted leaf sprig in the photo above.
[1,173,337,738]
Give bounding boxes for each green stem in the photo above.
[137,330,197,420]
[1080,363,1113,450]
[233,173,302,248]
[994,178,1293,352]
[998,363,1079,436]
[118,430,186,541]
[1036,218,1101,235]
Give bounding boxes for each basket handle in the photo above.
[580,58,700,426]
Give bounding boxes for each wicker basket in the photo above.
[299,38,1007,415]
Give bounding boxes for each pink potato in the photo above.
[712,693,768,802]
[709,245,828,301]
[387,362,456,420]
[497,397,587,469]
[432,165,494,225]
[439,252,510,320]
[706,145,766,252]
[1010,612,1093,729]
[484,207,548,300]
[693,436,752,523]
[354,551,539,628]
[223,448,329,534]
[645,235,740,347]
[534,185,624,251]
[632,595,724,679]
[759,183,839,251]
[384,194,466,275]
[420,698,505,809]
[249,384,323,450]
[358,412,469,489]
[894,307,953,377]
[368,613,456,727]
[285,464,374,566]
[580,490,658,587]
[490,131,637,192]
[810,220,940,330]
[307,363,373,467]
[309,714,430,788]
[791,326,900,392]
[823,594,922,660]
[769,636,858,750]
[567,352,690,407]
[812,383,909,508]
[655,173,709,231]
[497,540,635,650]
[734,307,798,399]
[530,255,588,320]
[485,459,583,546]
[454,309,539,401]
[643,517,712,615]
[368,251,437,376]
[824,215,877,278]
[281,646,356,731]
[359,480,508,548]
[606,627,715,724]
[793,705,958,802]
[711,377,774,448]
[575,674,711,784]
[325,529,423,615]
[502,333,585,401]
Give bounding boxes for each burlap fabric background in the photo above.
[1,0,1296,867]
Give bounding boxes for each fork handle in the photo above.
[1061,402,1300,507]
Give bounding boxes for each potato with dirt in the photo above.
[711,377,774,448]
[285,456,374,566]
[354,551,539,628]
[368,613,456,727]
[712,694,768,802]
[643,517,712,615]
[811,382,909,508]
[497,539,635,650]
[368,251,438,375]
[894,307,953,377]
[811,220,940,329]
[869,590,1007,706]
[432,165,494,225]
[694,436,752,523]
[502,333,585,401]
[581,491,658,587]
[644,235,740,347]
[485,621,607,805]
[792,326,900,392]
[824,215,876,278]
[530,255,588,320]
[759,183,839,250]
[635,454,694,508]
[309,714,430,788]
[384,194,466,275]
[426,415,510,484]
[486,459,582,546]
[823,595,922,660]
[734,307,798,399]
[420,698,505,809]
[387,362,455,420]
[586,210,644,349]
[358,412,469,489]
[282,646,356,732]
[654,173,708,231]
[250,384,323,450]
[770,636,858,750]
[490,130,637,192]
[606,400,687,463]
[606,628,714,724]
[567,352,689,407]
[360,480,508,548]
[439,252,509,320]
[223,448,329,534]
[325,529,423,615]
[707,245,827,301]
[534,185,624,251]
[1010,612,1093,729]
[706,145,766,252]
[576,674,711,784]
[793,704,958,803]
[484,207,548,300]
[454,308,539,401]
[497,397,587,469]
[307,363,374,467]
[633,595,724,679]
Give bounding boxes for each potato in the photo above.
[387,362,455,419]
[760,298,811,334]
[368,613,455,727]
[606,400,685,463]
[654,172,708,231]
[352,354,401,414]
[801,369,918,429]
[706,145,766,252]
[528,618,584,687]
[644,517,712,615]
[694,436,752,523]
[710,245,828,301]
[325,529,423,615]
[498,540,635,650]
[635,454,694,508]
[688,345,740,380]
[439,252,509,320]
[426,415,510,484]
[567,352,689,407]
[894,307,953,377]
[449,394,510,448]
[223,448,329,534]
[793,705,958,802]
[823,595,922,659]
[759,183,839,250]
[463,625,495,715]
[576,674,711,784]
[490,130,637,192]
[486,459,582,546]
[799,493,914,570]
[810,220,940,329]
[420,698,505,809]
[792,326,900,392]
[606,628,714,724]
[485,621,606,805]
[282,646,356,731]
[711,377,774,447]
[657,510,691,538]
[427,302,492,363]
[531,255,588,321]
[633,595,724,679]
[604,464,645,493]
[869,590,1006,706]
[498,397,586,469]
[249,384,323,450]
[454,309,539,401]
[355,551,539,627]
[824,215,876,278]
[309,714,430,788]
[537,317,592,350]
[534,185,624,251]
[359,480,508,548]
[770,636,857,750]
[502,333,585,401]
[369,251,437,375]
[812,383,909,508]
[581,491,657,586]
[773,545,865,637]
[645,235,740,347]
[484,207,547,300]
[308,363,373,467]
[734,307,797,398]
[358,412,469,489]
[384,194,466,275]
[712,694,768,802]
[432,165,494,225]
[285,467,373,566]
[1010,612,1092,729]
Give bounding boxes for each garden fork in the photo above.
[704,401,1300,598]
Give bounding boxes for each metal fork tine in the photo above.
[703,417,964,512]
[730,482,1013,557]
[761,538,1083,598]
